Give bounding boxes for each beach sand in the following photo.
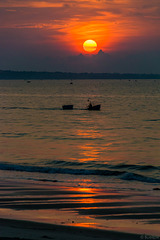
[0,218,144,240]
[0,178,160,240]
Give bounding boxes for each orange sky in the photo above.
[0,0,160,72]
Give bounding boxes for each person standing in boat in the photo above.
[87,98,92,109]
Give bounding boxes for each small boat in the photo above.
[87,104,101,110]
[62,105,73,110]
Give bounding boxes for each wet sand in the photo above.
[0,178,160,239]
[0,218,144,240]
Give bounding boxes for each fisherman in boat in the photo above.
[87,99,92,109]
[87,98,101,110]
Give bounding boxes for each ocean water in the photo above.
[0,79,160,191]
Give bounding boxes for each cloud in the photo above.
[0,1,63,8]
[0,0,160,73]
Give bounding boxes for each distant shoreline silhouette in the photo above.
[0,70,160,80]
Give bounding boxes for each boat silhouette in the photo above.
[62,105,73,110]
[87,103,101,110]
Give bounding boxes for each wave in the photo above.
[121,172,160,183]
[47,160,160,171]
[0,162,160,184]
[0,162,125,176]
[108,163,160,171]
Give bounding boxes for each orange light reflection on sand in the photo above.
[77,187,96,194]
[73,222,97,228]
[71,186,99,205]
[67,186,97,195]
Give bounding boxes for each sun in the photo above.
[83,39,97,53]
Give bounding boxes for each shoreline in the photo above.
[1,71,160,80]
[0,177,160,239]
[0,218,147,240]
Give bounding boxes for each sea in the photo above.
[0,79,160,192]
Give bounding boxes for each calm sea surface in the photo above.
[0,79,160,190]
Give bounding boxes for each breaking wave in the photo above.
[0,162,160,184]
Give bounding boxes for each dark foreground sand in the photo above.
[0,178,160,239]
[0,218,146,240]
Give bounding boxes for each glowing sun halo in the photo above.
[83,39,97,53]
